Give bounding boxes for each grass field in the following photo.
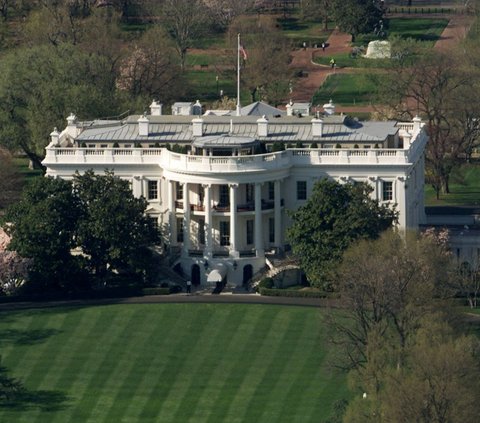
[312,73,376,107]
[425,163,480,206]
[0,303,348,423]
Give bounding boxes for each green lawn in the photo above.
[425,163,480,206]
[0,303,348,423]
[312,73,376,107]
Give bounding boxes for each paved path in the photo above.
[288,13,474,113]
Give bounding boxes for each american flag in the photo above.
[239,44,247,60]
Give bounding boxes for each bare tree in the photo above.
[227,15,292,105]
[117,26,183,104]
[161,0,210,71]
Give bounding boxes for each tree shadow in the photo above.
[0,328,62,346]
[0,365,70,412]
[0,389,70,412]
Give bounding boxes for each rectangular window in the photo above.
[268,182,274,200]
[147,180,158,200]
[246,184,254,203]
[176,217,184,243]
[219,185,229,207]
[382,181,393,201]
[297,181,307,200]
[199,219,205,245]
[176,182,183,200]
[220,221,230,246]
[269,218,275,243]
[198,185,204,205]
[246,220,254,245]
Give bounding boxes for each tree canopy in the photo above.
[3,171,158,294]
[287,179,397,286]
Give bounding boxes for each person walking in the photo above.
[321,42,326,52]
[186,280,192,294]
[330,58,335,68]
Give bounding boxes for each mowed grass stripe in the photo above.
[0,304,348,422]
[187,305,254,423]
[168,306,241,422]
[136,305,213,421]
[90,307,162,423]
[10,312,63,391]
[77,306,153,422]
[48,307,115,423]
[278,318,340,423]
[143,307,217,421]
[66,306,141,421]
[215,307,282,422]
[253,308,317,422]
[237,308,303,422]
[113,306,186,422]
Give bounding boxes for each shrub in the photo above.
[143,287,170,295]
[335,143,341,148]
[258,277,274,289]
[295,141,304,148]
[259,288,336,298]
[113,142,119,148]
[310,142,318,148]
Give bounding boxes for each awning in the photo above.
[207,265,227,283]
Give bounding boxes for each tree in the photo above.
[373,51,480,198]
[3,177,83,292]
[227,15,292,104]
[331,231,454,372]
[299,0,332,31]
[287,179,397,286]
[203,0,255,32]
[117,26,184,105]
[73,170,159,280]
[331,0,384,42]
[160,0,210,71]
[0,148,21,210]
[0,44,120,169]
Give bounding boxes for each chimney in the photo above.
[65,113,78,137]
[311,118,324,137]
[193,100,202,116]
[50,127,60,146]
[403,132,412,149]
[286,100,293,117]
[257,115,269,137]
[150,100,162,116]
[192,117,204,137]
[138,114,149,136]
[412,115,422,133]
[323,99,335,116]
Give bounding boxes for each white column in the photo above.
[274,180,282,248]
[255,183,264,256]
[230,184,239,257]
[204,184,213,258]
[167,180,176,245]
[183,182,190,253]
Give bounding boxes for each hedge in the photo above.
[142,287,170,296]
[259,288,337,298]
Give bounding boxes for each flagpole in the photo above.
[236,33,241,117]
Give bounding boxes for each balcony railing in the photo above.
[44,131,427,173]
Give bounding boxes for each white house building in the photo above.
[42,100,427,286]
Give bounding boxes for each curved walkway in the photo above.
[0,293,340,311]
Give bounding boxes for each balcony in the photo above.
[43,134,427,174]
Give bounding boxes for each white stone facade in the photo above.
[42,106,427,286]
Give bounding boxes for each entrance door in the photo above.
[191,264,201,286]
[242,264,253,289]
